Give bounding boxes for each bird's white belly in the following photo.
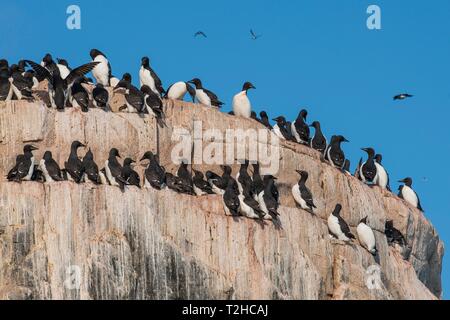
[272,125,285,140]
[193,184,206,196]
[99,171,108,185]
[291,122,301,143]
[167,82,187,100]
[235,173,243,195]
[93,56,110,86]
[57,64,70,80]
[357,223,376,253]
[140,67,156,93]
[238,195,258,219]
[402,186,418,207]
[257,191,272,220]
[292,184,307,209]
[328,215,348,241]
[105,160,119,186]
[39,159,54,183]
[232,93,251,118]
[24,157,35,181]
[374,163,388,188]
[195,89,211,106]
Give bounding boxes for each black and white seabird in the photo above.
[65,140,85,183]
[70,77,89,112]
[325,135,349,169]
[165,172,194,195]
[238,183,265,219]
[257,175,280,221]
[359,147,377,184]
[165,81,196,102]
[139,56,165,97]
[9,64,33,100]
[398,177,423,211]
[26,59,99,110]
[121,158,141,188]
[177,161,193,188]
[39,151,64,182]
[82,149,100,184]
[393,93,413,100]
[251,162,265,200]
[309,121,327,154]
[250,29,262,40]
[192,169,214,196]
[7,145,39,182]
[140,151,166,190]
[292,170,316,214]
[250,111,259,122]
[223,178,240,216]
[385,220,406,246]
[357,216,378,256]
[105,148,125,188]
[259,111,273,130]
[236,160,253,195]
[272,116,291,140]
[327,204,355,242]
[40,53,58,75]
[92,83,110,110]
[114,76,146,113]
[194,31,207,38]
[187,78,224,108]
[141,85,165,127]
[291,109,310,145]
[374,154,390,190]
[232,82,256,118]
[205,165,233,195]
[90,49,112,86]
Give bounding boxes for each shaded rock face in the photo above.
[0,96,444,300]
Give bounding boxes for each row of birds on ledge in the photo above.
[6,141,407,257]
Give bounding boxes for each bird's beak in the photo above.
[250,84,256,89]
[131,159,136,163]
[295,170,302,175]
[398,179,405,183]
[361,148,368,152]
[31,145,39,151]
[140,156,146,162]
[343,138,349,143]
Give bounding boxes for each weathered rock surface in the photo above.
[0,96,444,300]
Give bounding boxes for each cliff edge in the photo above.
[0,95,444,299]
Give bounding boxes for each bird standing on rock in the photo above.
[292,170,316,214]
[90,49,112,86]
[165,81,196,102]
[232,82,256,118]
[141,85,165,127]
[82,149,100,184]
[327,204,355,242]
[121,158,141,188]
[92,83,110,110]
[192,169,214,196]
[65,141,85,183]
[292,109,310,144]
[398,177,423,211]
[105,148,125,188]
[40,151,64,183]
[309,121,327,154]
[7,145,39,182]
[325,135,349,169]
[140,56,165,97]
[114,75,146,113]
[360,147,378,184]
[141,151,166,190]
[187,78,223,108]
[357,217,378,256]
[374,154,390,190]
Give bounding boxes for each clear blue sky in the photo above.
[1,0,449,298]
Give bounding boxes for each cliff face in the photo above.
[0,95,444,300]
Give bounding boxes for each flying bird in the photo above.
[250,29,262,40]
[393,93,413,100]
[194,31,207,38]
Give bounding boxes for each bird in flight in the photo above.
[250,29,262,40]
[194,31,207,38]
[393,93,413,100]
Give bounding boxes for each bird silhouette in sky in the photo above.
[194,31,207,38]
[393,93,413,100]
[250,29,262,40]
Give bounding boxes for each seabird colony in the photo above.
[2,50,420,257]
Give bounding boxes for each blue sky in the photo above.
[1,0,449,298]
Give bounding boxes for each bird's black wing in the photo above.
[66,159,84,182]
[300,187,316,208]
[331,149,345,168]
[25,60,52,83]
[47,158,64,181]
[66,62,100,85]
[338,216,355,239]
[149,67,165,95]
[398,185,404,199]
[416,192,424,211]
[203,88,223,107]
[126,87,145,111]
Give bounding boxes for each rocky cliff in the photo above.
[0,91,444,300]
